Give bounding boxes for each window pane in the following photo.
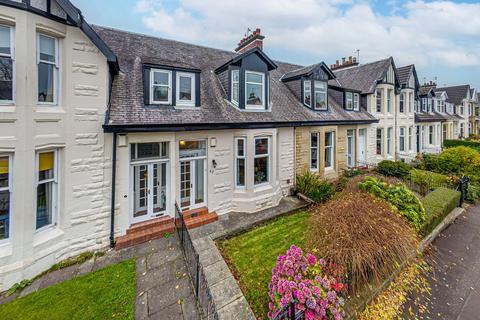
[255,138,268,155]
[314,81,326,90]
[136,143,160,160]
[38,62,54,102]
[0,190,9,240]
[237,158,245,186]
[153,86,168,102]
[38,152,54,181]
[0,57,12,101]
[153,72,169,85]
[237,139,244,157]
[0,26,10,55]
[179,140,206,158]
[0,157,8,188]
[39,35,56,63]
[311,133,318,148]
[315,92,326,109]
[179,76,192,101]
[36,181,53,229]
[246,83,262,105]
[304,81,311,106]
[254,157,268,185]
[246,72,262,83]
[232,70,239,82]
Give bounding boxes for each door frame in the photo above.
[357,129,366,166]
[129,159,170,225]
[347,129,356,168]
[179,157,207,210]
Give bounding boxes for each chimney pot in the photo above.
[342,57,346,64]
[235,27,265,53]
[349,56,352,63]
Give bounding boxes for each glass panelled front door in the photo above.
[179,140,207,210]
[347,129,355,168]
[131,142,169,224]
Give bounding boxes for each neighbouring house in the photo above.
[0,0,119,290]
[434,88,461,140]
[436,84,472,139]
[331,57,411,163]
[416,82,445,154]
[95,26,378,249]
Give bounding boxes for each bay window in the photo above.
[150,69,172,104]
[303,80,311,107]
[399,127,405,152]
[245,71,264,109]
[235,138,246,187]
[0,155,11,240]
[408,127,413,151]
[254,137,269,185]
[324,132,334,170]
[0,25,14,103]
[231,70,239,105]
[387,127,392,155]
[409,93,413,113]
[400,93,404,113]
[376,90,382,113]
[310,132,319,171]
[429,125,434,145]
[37,33,59,104]
[36,150,58,230]
[314,81,327,110]
[176,72,195,106]
[387,89,392,113]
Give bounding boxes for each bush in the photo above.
[377,160,411,178]
[307,193,419,291]
[437,146,480,176]
[296,172,334,203]
[416,153,440,172]
[421,188,461,235]
[406,169,456,196]
[444,139,480,151]
[359,177,426,231]
[268,245,347,319]
[467,183,480,203]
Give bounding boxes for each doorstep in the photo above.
[116,216,174,250]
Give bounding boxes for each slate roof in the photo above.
[419,84,436,97]
[396,65,413,87]
[415,111,447,123]
[280,62,335,82]
[93,26,377,130]
[435,85,470,105]
[331,58,394,94]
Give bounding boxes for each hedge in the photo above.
[421,187,461,236]
[444,139,480,151]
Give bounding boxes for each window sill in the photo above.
[0,241,12,259]
[33,227,64,248]
[0,105,16,113]
[254,183,273,192]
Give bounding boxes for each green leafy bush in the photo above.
[437,146,480,176]
[416,153,440,172]
[421,187,461,235]
[296,171,334,203]
[359,176,426,231]
[444,139,480,151]
[405,169,454,196]
[377,160,411,178]
[467,184,480,203]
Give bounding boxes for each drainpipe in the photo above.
[109,132,117,248]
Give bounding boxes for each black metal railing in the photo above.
[175,203,218,320]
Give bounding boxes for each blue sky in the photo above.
[72,0,480,89]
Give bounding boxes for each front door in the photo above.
[132,162,168,223]
[357,129,366,165]
[347,129,355,168]
[179,140,207,210]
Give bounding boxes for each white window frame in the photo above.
[408,126,413,151]
[245,70,265,110]
[313,81,328,111]
[399,127,405,152]
[175,72,195,107]
[429,125,434,145]
[231,69,239,106]
[409,93,413,113]
[235,137,246,188]
[324,131,335,170]
[399,93,405,113]
[0,25,15,105]
[376,128,383,155]
[387,89,392,113]
[254,136,270,185]
[303,80,311,107]
[150,69,172,105]
[37,33,59,105]
[310,132,319,172]
[387,127,392,155]
[376,89,382,113]
[35,149,59,232]
[0,154,12,242]
[353,93,359,111]
[345,92,353,110]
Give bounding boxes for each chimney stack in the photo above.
[235,28,265,54]
[330,55,359,71]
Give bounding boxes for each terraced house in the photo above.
[0,0,477,292]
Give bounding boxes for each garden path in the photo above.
[403,204,480,320]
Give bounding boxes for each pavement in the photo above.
[403,204,480,320]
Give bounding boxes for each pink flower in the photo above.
[307,253,317,266]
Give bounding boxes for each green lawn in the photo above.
[217,211,310,319]
[0,259,136,320]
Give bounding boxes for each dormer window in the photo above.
[245,71,265,110]
[353,93,359,111]
[303,80,311,107]
[176,72,195,107]
[150,69,172,104]
[314,81,327,110]
[231,70,239,106]
[346,92,353,110]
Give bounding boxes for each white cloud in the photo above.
[135,0,480,69]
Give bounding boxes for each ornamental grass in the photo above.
[307,192,419,292]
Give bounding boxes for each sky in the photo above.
[72,0,480,89]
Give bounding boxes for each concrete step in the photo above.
[127,216,173,235]
[185,212,218,230]
[182,207,209,219]
[116,223,174,250]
